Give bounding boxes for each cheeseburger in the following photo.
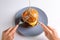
[22,8,38,27]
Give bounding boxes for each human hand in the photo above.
[2,25,18,40]
[40,23,60,40]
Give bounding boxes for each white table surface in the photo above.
[0,0,60,40]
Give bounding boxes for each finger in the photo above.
[3,28,9,33]
[10,36,14,40]
[11,33,14,39]
[44,31,48,36]
[5,27,13,34]
[48,26,57,34]
[40,22,49,32]
[43,28,49,36]
[8,33,14,40]
[47,26,56,33]
[12,34,14,39]
[9,25,19,35]
[12,25,19,32]
[3,27,12,33]
[40,22,53,34]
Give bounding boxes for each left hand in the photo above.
[2,25,18,40]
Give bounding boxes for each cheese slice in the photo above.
[29,20,37,27]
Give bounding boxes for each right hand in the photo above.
[40,23,60,40]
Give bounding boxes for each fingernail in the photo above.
[16,25,19,27]
[40,22,44,26]
[39,22,43,25]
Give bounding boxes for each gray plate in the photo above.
[15,7,48,36]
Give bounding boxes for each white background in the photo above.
[0,0,60,40]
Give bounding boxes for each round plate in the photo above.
[15,7,48,36]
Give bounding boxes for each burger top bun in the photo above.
[22,8,38,26]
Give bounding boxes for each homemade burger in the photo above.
[22,8,39,27]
